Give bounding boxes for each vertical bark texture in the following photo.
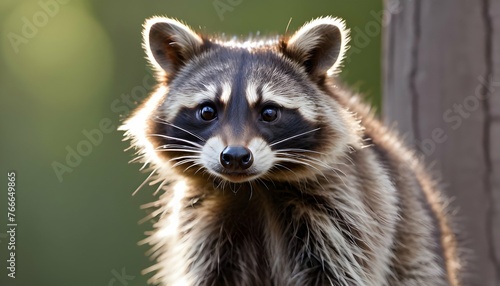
[383,0,500,285]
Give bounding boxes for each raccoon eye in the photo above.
[261,106,279,122]
[199,104,217,121]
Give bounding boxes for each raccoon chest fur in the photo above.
[121,16,461,286]
[166,171,394,286]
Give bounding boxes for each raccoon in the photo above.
[120,16,461,286]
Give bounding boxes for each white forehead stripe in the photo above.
[259,83,317,121]
[220,83,232,104]
[164,84,218,121]
[245,82,260,106]
[180,84,218,107]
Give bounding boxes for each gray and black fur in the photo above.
[120,16,461,285]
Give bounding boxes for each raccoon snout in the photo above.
[220,146,254,171]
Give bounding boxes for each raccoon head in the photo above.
[122,16,361,184]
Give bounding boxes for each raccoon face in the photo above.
[123,16,357,184]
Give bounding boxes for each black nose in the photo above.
[220,146,253,171]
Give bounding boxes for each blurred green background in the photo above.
[0,0,382,285]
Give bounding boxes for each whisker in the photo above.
[139,159,151,171]
[194,166,205,175]
[256,178,270,191]
[123,144,135,152]
[275,151,350,174]
[277,148,327,156]
[168,155,200,161]
[155,144,200,151]
[273,163,302,182]
[153,179,168,196]
[284,154,348,186]
[276,149,352,170]
[276,152,331,169]
[139,207,164,224]
[269,128,320,147]
[149,176,165,186]
[229,183,241,194]
[248,182,254,200]
[129,154,146,164]
[215,178,225,190]
[171,158,199,168]
[290,155,348,187]
[157,148,202,154]
[154,117,206,142]
[275,156,330,183]
[141,200,162,209]
[183,161,204,172]
[147,134,203,149]
[133,168,158,196]
[343,154,355,166]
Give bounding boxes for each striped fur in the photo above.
[120,16,461,285]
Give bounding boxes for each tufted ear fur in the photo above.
[282,16,350,77]
[143,17,204,75]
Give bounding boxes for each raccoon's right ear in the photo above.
[281,17,350,77]
[143,17,204,75]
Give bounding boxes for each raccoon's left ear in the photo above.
[282,17,349,77]
[143,17,204,75]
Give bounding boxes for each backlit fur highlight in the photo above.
[121,16,461,286]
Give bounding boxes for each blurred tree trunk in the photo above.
[382,0,500,285]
